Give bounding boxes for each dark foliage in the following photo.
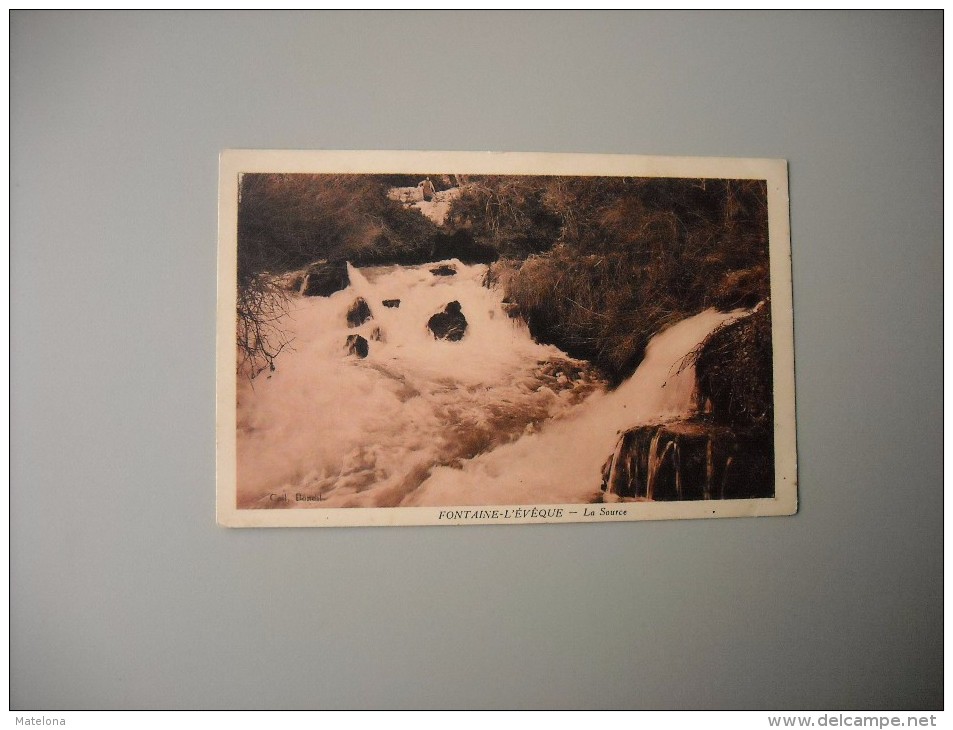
[431,230,498,264]
[694,303,774,435]
[446,176,563,258]
[457,176,770,383]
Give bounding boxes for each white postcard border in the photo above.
[216,149,796,528]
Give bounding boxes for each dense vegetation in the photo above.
[692,304,775,498]
[236,173,771,384]
[454,176,770,383]
[237,174,439,279]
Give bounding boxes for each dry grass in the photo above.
[470,177,771,383]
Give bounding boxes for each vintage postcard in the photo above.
[217,150,796,527]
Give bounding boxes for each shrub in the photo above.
[236,273,293,379]
[446,177,563,258]
[694,303,774,435]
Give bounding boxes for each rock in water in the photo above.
[346,297,373,328]
[427,301,468,341]
[429,264,457,277]
[302,260,349,297]
[345,334,368,359]
[382,299,401,308]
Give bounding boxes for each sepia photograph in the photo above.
[217,151,796,527]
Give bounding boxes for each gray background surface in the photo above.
[11,11,943,710]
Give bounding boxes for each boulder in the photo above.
[346,297,373,328]
[345,334,368,359]
[430,264,457,277]
[382,299,401,309]
[427,301,468,341]
[302,260,349,297]
[369,326,385,343]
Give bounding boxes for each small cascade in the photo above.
[600,306,774,502]
[407,309,747,507]
[602,421,735,501]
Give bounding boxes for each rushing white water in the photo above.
[236,260,601,508]
[236,260,740,508]
[408,307,744,506]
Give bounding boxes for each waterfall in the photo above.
[236,258,745,508]
[599,310,756,502]
[408,309,744,506]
